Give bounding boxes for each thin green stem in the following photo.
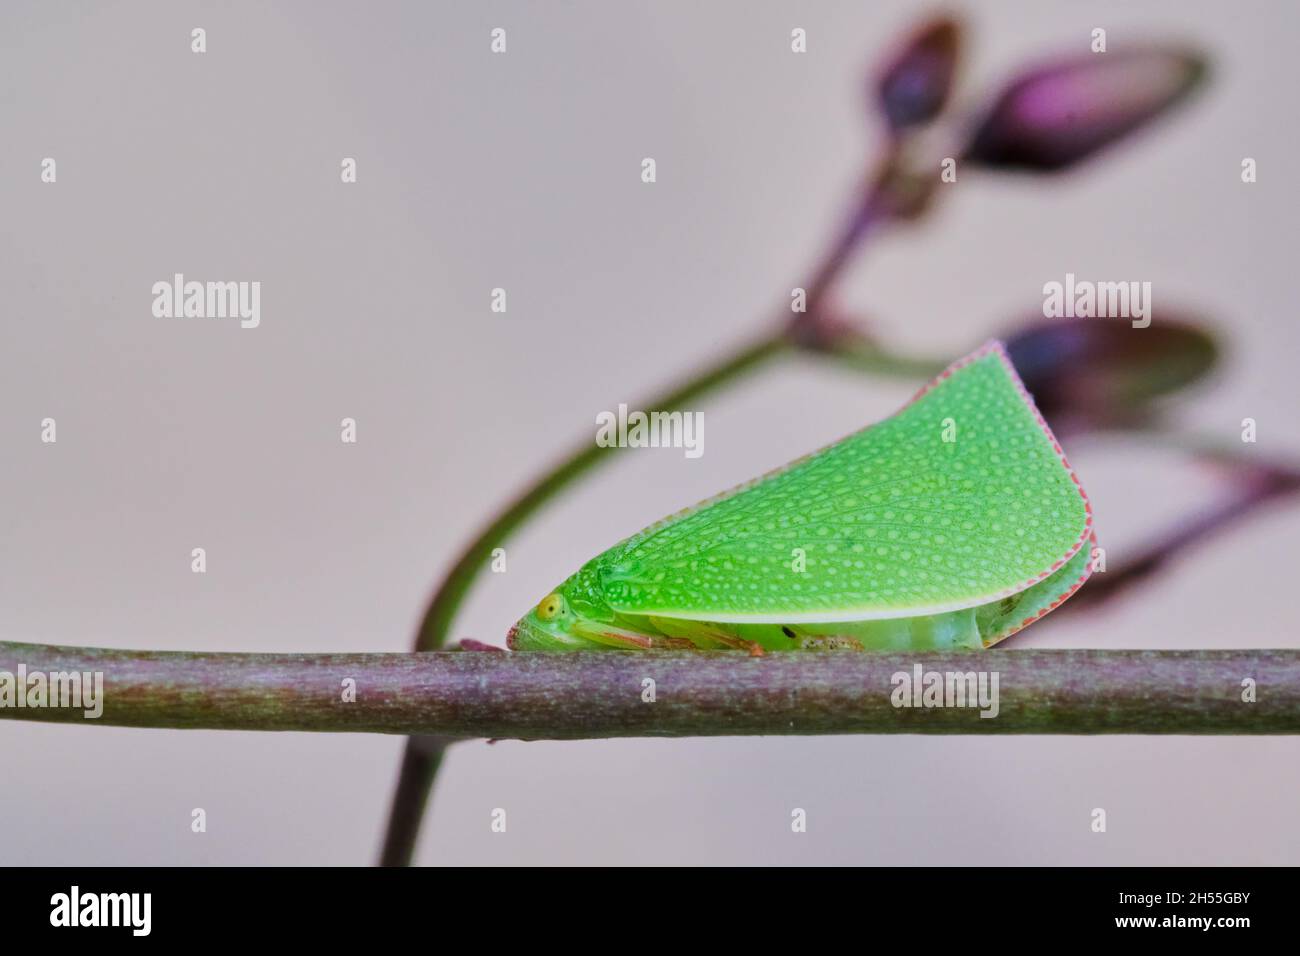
[816,336,947,380]
[381,326,949,862]
[413,330,792,653]
[378,140,937,865]
[381,328,795,865]
[378,741,446,867]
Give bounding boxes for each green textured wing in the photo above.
[595,341,1093,622]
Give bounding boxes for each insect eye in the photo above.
[536,593,566,621]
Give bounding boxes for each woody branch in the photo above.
[2,641,1296,736]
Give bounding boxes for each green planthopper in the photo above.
[508,341,1095,654]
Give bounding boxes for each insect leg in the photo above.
[647,616,765,656]
[570,620,657,650]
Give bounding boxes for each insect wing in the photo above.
[595,342,1093,624]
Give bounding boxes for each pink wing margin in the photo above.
[917,340,1097,628]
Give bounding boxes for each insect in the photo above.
[508,341,1095,653]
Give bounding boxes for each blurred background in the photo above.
[2,0,1297,865]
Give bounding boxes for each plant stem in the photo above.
[1063,459,1300,613]
[384,328,793,864]
[2,642,1295,735]
[412,330,792,654]
[377,740,446,868]
[378,146,927,865]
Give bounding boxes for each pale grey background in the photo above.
[2,0,1297,865]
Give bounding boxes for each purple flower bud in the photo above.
[876,17,960,131]
[964,47,1207,171]
[1005,314,1217,430]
